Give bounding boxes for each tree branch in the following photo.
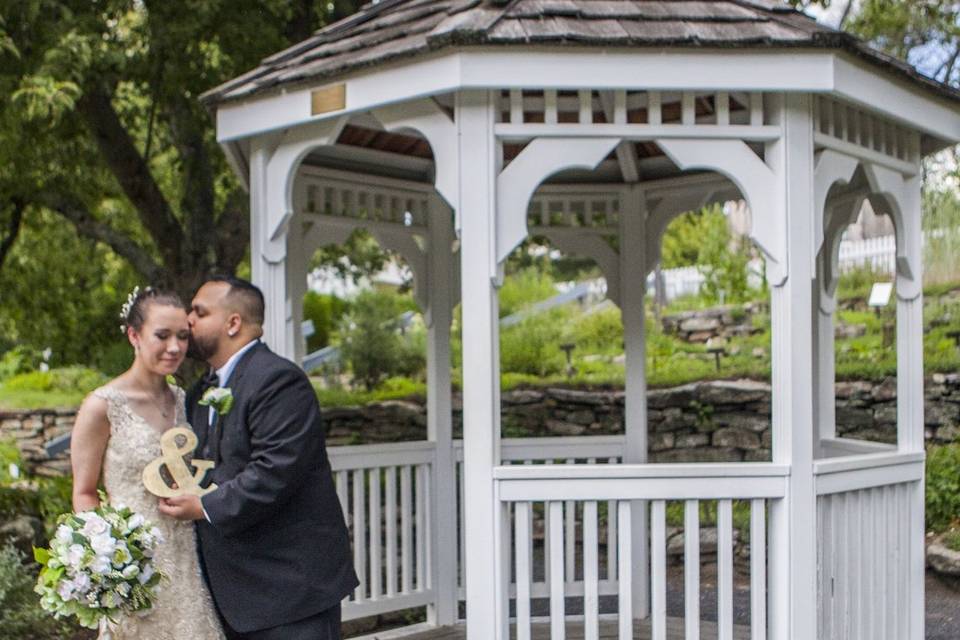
[38,192,165,283]
[213,188,249,274]
[76,85,185,271]
[0,198,25,271]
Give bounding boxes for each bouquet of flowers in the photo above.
[33,495,165,629]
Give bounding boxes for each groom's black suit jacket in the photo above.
[186,342,358,634]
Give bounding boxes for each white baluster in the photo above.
[682,91,696,125]
[515,502,532,640]
[401,465,413,593]
[617,501,633,640]
[750,499,767,640]
[718,499,733,640]
[716,91,730,126]
[651,500,667,640]
[579,89,593,124]
[415,464,426,590]
[613,89,627,125]
[336,470,348,516]
[386,466,398,597]
[353,470,366,601]
[749,93,764,126]
[369,468,382,600]
[510,89,523,124]
[684,500,700,640]
[549,501,566,640]
[648,91,662,125]
[545,89,559,125]
[584,501,599,640]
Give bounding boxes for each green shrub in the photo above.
[927,443,960,533]
[498,268,558,318]
[499,311,568,377]
[3,367,106,394]
[572,305,623,355]
[336,290,424,390]
[0,543,80,639]
[0,346,43,382]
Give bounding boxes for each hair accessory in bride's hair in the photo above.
[119,286,154,333]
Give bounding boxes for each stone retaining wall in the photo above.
[660,303,765,343]
[4,374,959,475]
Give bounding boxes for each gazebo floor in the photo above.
[355,618,752,640]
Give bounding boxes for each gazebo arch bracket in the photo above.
[655,139,786,285]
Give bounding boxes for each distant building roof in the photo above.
[202,0,960,107]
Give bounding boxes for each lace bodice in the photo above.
[91,385,224,640]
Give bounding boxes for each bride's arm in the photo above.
[71,395,110,512]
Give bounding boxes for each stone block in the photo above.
[871,378,897,401]
[544,419,586,436]
[712,412,770,433]
[712,428,760,450]
[674,432,709,449]
[680,316,721,333]
[697,379,770,405]
[649,432,675,452]
[653,447,741,463]
[502,389,545,405]
[743,449,772,462]
[873,403,897,425]
[565,409,596,426]
[926,401,960,427]
[835,407,873,428]
[647,384,697,409]
[547,388,610,406]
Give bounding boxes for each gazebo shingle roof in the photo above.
[202,0,960,106]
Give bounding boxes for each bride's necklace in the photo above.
[149,388,173,421]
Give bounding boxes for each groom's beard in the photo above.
[187,333,218,363]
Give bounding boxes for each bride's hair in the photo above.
[121,287,184,334]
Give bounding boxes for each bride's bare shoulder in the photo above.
[75,387,113,427]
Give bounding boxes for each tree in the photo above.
[0,1,362,302]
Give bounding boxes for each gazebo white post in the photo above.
[896,175,925,454]
[249,135,289,356]
[896,172,925,640]
[285,185,309,363]
[767,93,818,640]
[456,89,503,640]
[619,184,650,619]
[812,216,841,451]
[425,194,458,626]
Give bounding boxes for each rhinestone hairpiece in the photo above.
[119,286,153,333]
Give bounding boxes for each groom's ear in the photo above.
[225,312,243,338]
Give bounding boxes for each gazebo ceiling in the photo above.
[203,0,960,108]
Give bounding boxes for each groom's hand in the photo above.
[158,494,204,521]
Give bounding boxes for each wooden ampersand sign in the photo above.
[142,426,217,498]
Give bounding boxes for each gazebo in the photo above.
[201,2,960,639]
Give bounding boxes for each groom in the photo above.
[159,276,358,639]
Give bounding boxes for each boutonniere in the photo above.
[199,387,234,417]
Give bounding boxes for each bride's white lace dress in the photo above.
[92,385,224,640]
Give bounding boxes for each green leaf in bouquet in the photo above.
[33,546,49,564]
[72,531,88,545]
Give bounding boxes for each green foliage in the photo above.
[3,367,106,394]
[836,264,889,303]
[571,305,623,355]
[336,290,424,390]
[927,443,960,533]
[660,205,756,304]
[302,292,350,352]
[0,346,43,382]
[313,376,426,408]
[0,544,79,639]
[498,268,558,318]
[499,308,571,377]
[310,229,394,287]
[923,187,960,286]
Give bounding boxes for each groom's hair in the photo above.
[207,275,265,327]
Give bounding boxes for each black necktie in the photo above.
[201,370,219,390]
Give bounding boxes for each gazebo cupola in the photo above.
[202,2,960,639]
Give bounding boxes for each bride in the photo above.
[70,287,223,639]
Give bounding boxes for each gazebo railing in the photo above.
[330,441,434,621]
[814,451,925,640]
[496,463,787,640]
